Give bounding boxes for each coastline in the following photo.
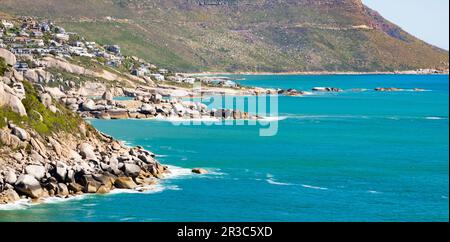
[0,164,194,210]
[185,70,449,76]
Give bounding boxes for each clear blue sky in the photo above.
[363,0,449,50]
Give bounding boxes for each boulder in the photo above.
[24,69,39,83]
[49,105,59,114]
[140,103,156,115]
[0,130,23,149]
[138,154,155,164]
[4,170,17,184]
[14,174,43,198]
[102,90,114,101]
[25,165,46,180]
[0,189,20,204]
[29,151,44,163]
[11,152,24,161]
[0,48,16,66]
[56,183,69,197]
[12,126,30,141]
[55,162,68,182]
[39,93,53,108]
[0,83,27,116]
[173,103,186,116]
[79,143,97,160]
[114,177,137,189]
[92,174,114,189]
[80,175,102,193]
[48,137,62,157]
[123,163,142,177]
[111,142,122,151]
[81,99,96,111]
[12,69,24,81]
[66,169,75,183]
[96,185,110,194]
[192,168,208,174]
[68,183,84,193]
[107,109,129,119]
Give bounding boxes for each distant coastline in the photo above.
[186,70,449,76]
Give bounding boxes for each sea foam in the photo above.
[301,184,329,190]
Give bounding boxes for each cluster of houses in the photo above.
[0,18,125,71]
[1,17,240,88]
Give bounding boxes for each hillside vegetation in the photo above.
[0,0,448,72]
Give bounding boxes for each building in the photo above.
[55,33,70,42]
[150,73,165,81]
[131,67,149,77]
[31,30,44,38]
[40,23,50,32]
[14,62,29,72]
[106,45,121,55]
[158,68,169,74]
[1,20,14,29]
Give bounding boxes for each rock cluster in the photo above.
[312,87,343,92]
[1,67,169,205]
[63,90,258,121]
[278,88,311,96]
[0,122,169,204]
[374,87,403,92]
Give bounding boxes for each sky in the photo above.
[363,0,449,50]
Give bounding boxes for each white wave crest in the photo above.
[266,178,293,186]
[301,184,329,190]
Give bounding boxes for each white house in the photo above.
[150,74,165,81]
[1,20,14,29]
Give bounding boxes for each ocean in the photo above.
[0,74,448,222]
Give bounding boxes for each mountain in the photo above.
[0,0,448,72]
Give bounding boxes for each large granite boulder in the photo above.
[39,92,52,108]
[79,143,97,160]
[102,90,114,101]
[114,177,137,189]
[140,103,156,115]
[0,48,16,66]
[12,126,30,141]
[0,189,20,204]
[15,174,44,198]
[4,170,17,184]
[81,99,96,111]
[25,165,46,180]
[123,163,141,177]
[0,82,27,116]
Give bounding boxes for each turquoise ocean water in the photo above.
[0,74,448,221]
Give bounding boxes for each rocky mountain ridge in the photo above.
[0,0,447,72]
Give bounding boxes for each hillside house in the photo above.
[55,33,70,42]
[14,62,29,72]
[40,23,50,32]
[106,45,121,55]
[150,73,165,81]
[1,20,14,29]
[31,30,44,38]
[158,68,169,74]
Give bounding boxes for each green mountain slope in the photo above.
[1,0,448,72]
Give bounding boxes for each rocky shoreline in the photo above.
[1,49,175,206]
[0,118,172,205]
[64,89,259,121]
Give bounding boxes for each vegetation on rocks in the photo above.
[0,57,7,76]
[22,81,82,135]
[1,81,82,136]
